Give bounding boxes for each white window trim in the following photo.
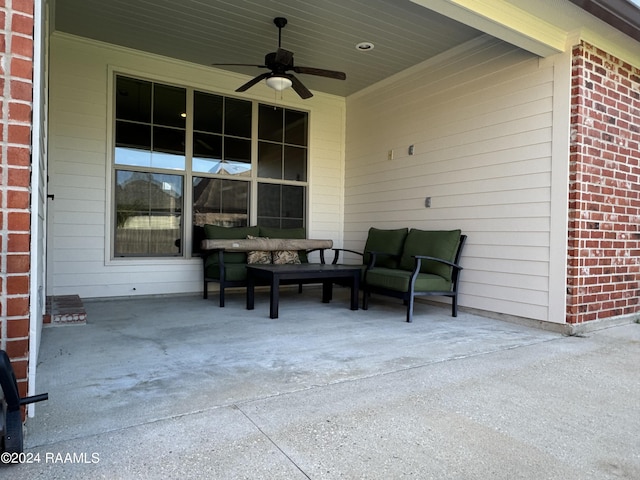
[105,66,310,265]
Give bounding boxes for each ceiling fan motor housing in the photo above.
[212,16,345,99]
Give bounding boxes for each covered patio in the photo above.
[6,288,640,478]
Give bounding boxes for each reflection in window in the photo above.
[193,177,249,227]
[192,91,252,176]
[115,77,186,170]
[114,171,183,256]
[113,75,309,258]
[257,104,307,181]
[257,183,305,228]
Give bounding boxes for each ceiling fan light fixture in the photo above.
[265,76,293,91]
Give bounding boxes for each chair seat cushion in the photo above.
[366,267,451,292]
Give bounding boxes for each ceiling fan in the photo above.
[212,17,346,99]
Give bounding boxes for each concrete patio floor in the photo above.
[3,287,640,479]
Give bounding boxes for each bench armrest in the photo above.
[365,250,401,270]
[331,248,364,265]
[413,255,463,270]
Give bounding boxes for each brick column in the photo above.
[568,42,640,324]
[1,0,35,399]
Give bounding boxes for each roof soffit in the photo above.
[411,0,569,56]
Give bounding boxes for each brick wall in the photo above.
[568,41,640,324]
[1,0,34,399]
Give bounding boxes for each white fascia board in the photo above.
[411,0,568,56]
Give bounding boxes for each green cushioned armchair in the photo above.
[331,227,409,276]
[362,229,466,323]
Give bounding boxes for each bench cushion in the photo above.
[364,227,408,268]
[399,229,461,281]
[366,267,452,292]
[205,263,247,282]
[246,235,272,264]
[204,225,260,265]
[259,227,308,263]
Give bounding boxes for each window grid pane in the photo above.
[193,177,249,227]
[114,171,183,256]
[257,183,305,229]
[115,76,186,170]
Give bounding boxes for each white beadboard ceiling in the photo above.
[52,0,484,97]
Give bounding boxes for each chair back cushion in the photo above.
[399,229,461,281]
[204,225,260,264]
[364,227,408,268]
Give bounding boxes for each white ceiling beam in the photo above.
[411,0,569,57]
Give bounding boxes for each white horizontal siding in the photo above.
[49,33,345,298]
[345,37,560,322]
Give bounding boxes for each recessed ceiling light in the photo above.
[356,42,374,51]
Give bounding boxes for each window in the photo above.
[192,92,252,176]
[257,105,307,228]
[112,74,309,258]
[114,172,183,256]
[257,184,305,228]
[114,77,186,256]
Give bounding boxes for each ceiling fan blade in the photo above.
[288,74,313,99]
[274,48,294,66]
[235,72,271,92]
[292,66,346,80]
[212,63,267,68]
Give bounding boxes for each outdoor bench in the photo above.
[200,225,332,306]
[332,227,466,322]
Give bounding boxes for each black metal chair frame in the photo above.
[362,235,467,323]
[203,248,328,307]
[0,350,48,453]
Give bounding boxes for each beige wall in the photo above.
[48,33,345,298]
[344,37,571,323]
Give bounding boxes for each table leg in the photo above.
[246,273,255,310]
[322,281,332,303]
[350,273,359,310]
[270,274,279,319]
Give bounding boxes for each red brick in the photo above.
[7,233,30,253]
[9,101,32,122]
[10,34,33,58]
[11,13,34,35]
[10,56,33,80]
[12,0,35,15]
[7,297,29,316]
[10,360,28,382]
[10,79,32,102]
[8,168,30,188]
[7,275,29,295]
[7,189,29,209]
[7,123,31,144]
[6,254,30,273]
[8,146,31,166]
[4,339,29,360]
[8,211,31,231]
[7,318,29,337]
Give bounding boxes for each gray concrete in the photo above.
[3,287,639,479]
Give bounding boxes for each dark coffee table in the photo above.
[246,264,361,319]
